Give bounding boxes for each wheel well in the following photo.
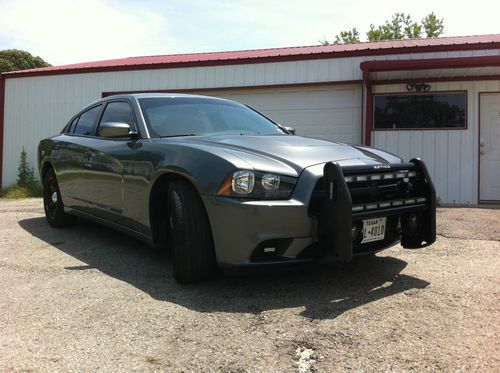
[41,162,54,181]
[149,173,204,250]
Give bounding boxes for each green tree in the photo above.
[17,147,36,188]
[422,12,444,37]
[323,12,444,45]
[0,148,42,198]
[368,12,423,40]
[322,28,360,45]
[0,49,51,73]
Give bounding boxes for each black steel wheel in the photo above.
[42,168,75,228]
[167,179,217,284]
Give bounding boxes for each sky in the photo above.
[0,0,499,66]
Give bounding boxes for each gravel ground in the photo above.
[0,199,498,372]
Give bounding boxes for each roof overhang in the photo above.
[360,55,500,85]
[3,35,500,79]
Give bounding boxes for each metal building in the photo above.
[1,34,499,203]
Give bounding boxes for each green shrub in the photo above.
[17,147,37,187]
[1,185,41,199]
[0,148,43,199]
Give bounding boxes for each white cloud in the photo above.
[0,0,499,66]
[0,0,178,65]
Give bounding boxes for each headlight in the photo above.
[261,174,280,190]
[231,170,255,194]
[217,170,296,200]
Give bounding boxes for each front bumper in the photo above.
[202,158,436,267]
[201,195,316,267]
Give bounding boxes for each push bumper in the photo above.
[318,159,436,264]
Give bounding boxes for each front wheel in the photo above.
[42,168,76,228]
[167,180,217,284]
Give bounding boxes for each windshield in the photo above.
[138,97,285,138]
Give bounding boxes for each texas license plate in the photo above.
[361,217,386,244]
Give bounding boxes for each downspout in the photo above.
[0,74,5,189]
[361,67,373,146]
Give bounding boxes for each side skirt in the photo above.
[64,206,154,247]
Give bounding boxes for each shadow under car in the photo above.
[19,217,430,320]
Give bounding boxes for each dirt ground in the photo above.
[0,199,498,372]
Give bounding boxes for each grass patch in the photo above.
[0,183,43,199]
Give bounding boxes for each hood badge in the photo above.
[373,165,391,169]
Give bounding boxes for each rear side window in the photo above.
[66,116,79,133]
[73,105,102,136]
[99,101,136,127]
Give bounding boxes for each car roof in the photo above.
[83,92,235,111]
[105,92,232,101]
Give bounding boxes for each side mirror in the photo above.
[283,126,295,135]
[99,122,137,138]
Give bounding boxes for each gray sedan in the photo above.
[38,93,436,283]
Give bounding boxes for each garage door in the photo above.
[197,85,362,144]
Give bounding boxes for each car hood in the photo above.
[181,134,402,174]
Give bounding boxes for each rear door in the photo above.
[58,104,103,211]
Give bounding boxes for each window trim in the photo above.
[61,115,79,134]
[63,99,142,140]
[68,116,80,133]
[372,90,468,131]
[95,100,139,140]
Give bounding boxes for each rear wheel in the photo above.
[42,168,75,228]
[167,180,217,284]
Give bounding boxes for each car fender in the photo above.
[145,145,252,197]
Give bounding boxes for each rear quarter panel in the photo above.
[38,135,86,208]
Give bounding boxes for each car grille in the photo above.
[308,166,428,218]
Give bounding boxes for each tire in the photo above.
[167,179,217,284]
[42,168,76,228]
[401,212,424,249]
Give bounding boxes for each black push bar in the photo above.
[319,159,436,263]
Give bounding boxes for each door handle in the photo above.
[480,138,486,155]
[83,152,92,168]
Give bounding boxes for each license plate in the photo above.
[361,217,386,244]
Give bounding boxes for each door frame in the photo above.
[478,91,500,203]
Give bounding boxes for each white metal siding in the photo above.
[3,47,500,192]
[372,80,500,204]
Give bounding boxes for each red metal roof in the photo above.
[3,34,500,78]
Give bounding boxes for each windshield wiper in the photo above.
[159,134,199,138]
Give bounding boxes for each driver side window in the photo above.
[97,101,136,137]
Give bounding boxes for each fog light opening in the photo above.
[406,213,420,233]
[351,223,361,242]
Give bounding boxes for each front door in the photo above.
[480,93,500,201]
[84,100,139,222]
